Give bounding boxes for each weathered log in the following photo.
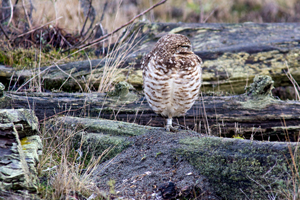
[1,22,300,96]
[124,22,300,94]
[0,109,42,199]
[55,116,300,199]
[1,88,299,141]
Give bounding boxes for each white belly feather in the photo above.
[143,58,202,118]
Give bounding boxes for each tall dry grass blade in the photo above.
[6,0,13,26]
[22,0,33,29]
[96,28,141,93]
[285,61,300,101]
[37,30,42,92]
[200,92,211,135]
[16,65,53,92]
[280,117,300,199]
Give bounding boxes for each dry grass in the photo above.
[37,118,108,199]
[285,62,300,101]
[10,27,140,93]
[5,0,299,37]
[5,0,143,93]
[94,28,141,93]
[277,128,300,200]
[27,0,300,32]
[282,149,300,199]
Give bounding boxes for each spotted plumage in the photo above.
[142,34,202,131]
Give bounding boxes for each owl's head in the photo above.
[156,34,193,55]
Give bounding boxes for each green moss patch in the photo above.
[177,136,298,199]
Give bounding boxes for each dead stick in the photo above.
[12,16,63,40]
[39,104,90,122]
[0,23,10,40]
[22,0,32,29]
[80,0,93,37]
[100,0,108,22]
[73,25,99,48]
[7,0,13,26]
[63,0,167,52]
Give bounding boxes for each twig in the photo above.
[14,0,19,7]
[100,1,108,22]
[22,0,32,29]
[72,25,99,48]
[63,0,167,53]
[16,65,54,92]
[285,61,300,100]
[239,189,251,200]
[80,0,93,37]
[54,63,83,92]
[58,31,73,47]
[7,0,13,26]
[203,6,218,23]
[246,175,277,200]
[200,92,210,135]
[12,16,63,40]
[0,23,10,40]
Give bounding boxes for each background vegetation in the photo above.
[13,0,300,32]
[1,0,300,70]
[1,0,300,47]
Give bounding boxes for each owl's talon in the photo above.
[165,125,179,132]
[165,126,170,132]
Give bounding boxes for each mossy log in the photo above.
[177,134,299,199]
[2,90,300,141]
[55,116,299,199]
[1,22,300,96]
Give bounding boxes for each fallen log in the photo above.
[0,22,300,97]
[1,76,299,141]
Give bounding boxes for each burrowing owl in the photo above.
[142,34,202,131]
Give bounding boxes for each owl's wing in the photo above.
[195,54,203,66]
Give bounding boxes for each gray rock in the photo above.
[0,109,42,199]
[0,82,4,97]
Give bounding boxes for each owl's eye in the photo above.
[181,45,190,49]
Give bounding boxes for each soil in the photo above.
[93,129,221,200]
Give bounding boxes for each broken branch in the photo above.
[12,16,63,40]
[62,0,167,52]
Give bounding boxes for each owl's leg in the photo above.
[165,117,172,132]
[165,117,178,132]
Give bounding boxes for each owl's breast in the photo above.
[143,57,202,118]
